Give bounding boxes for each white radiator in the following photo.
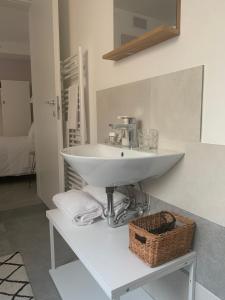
[61,46,87,191]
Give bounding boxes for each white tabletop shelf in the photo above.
[46,209,197,300]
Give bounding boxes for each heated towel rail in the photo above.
[61,46,87,191]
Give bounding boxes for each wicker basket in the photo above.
[129,211,195,267]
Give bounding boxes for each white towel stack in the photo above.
[53,190,102,226]
[52,186,127,226]
[82,185,126,216]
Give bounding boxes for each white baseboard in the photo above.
[143,270,220,300]
[195,282,221,300]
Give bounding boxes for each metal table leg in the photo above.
[49,222,56,270]
[188,258,196,300]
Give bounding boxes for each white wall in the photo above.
[0,3,30,57]
[59,0,225,146]
[0,41,30,57]
[59,0,225,219]
[59,2,225,298]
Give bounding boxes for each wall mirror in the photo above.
[103,0,181,61]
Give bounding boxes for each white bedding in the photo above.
[0,136,34,177]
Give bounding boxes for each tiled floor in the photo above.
[0,176,41,211]
[0,178,75,300]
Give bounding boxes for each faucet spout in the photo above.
[109,117,139,149]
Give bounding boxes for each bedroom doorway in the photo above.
[0,0,39,211]
[0,0,66,211]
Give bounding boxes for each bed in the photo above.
[0,125,35,177]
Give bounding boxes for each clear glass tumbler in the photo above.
[148,129,159,150]
[138,128,159,150]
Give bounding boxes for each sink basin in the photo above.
[61,144,184,187]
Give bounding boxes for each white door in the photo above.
[29,0,64,208]
[1,80,31,136]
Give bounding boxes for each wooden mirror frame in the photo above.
[103,0,181,61]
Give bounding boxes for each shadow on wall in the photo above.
[0,58,31,81]
[58,0,91,143]
[58,0,71,60]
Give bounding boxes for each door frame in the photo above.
[29,0,65,206]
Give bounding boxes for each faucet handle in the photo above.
[118,116,136,124]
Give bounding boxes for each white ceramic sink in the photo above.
[61,144,184,187]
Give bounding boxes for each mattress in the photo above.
[0,136,35,177]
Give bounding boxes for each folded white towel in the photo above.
[82,185,127,217]
[82,185,127,208]
[53,190,102,226]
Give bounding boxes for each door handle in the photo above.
[45,99,56,106]
[56,96,61,120]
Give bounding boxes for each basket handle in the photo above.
[148,211,176,234]
[135,233,146,244]
[161,211,176,223]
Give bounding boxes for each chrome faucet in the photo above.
[105,185,149,228]
[109,116,138,149]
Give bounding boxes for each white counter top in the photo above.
[47,209,196,299]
